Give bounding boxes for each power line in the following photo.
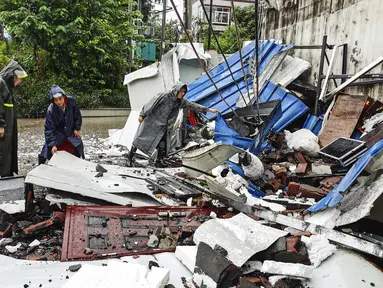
[199,0,258,120]
[168,0,239,117]
[230,0,252,103]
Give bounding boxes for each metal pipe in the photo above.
[231,0,251,102]
[198,0,250,111]
[319,73,383,80]
[314,35,327,116]
[169,0,239,116]
[342,43,348,84]
[294,44,334,49]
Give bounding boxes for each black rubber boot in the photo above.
[155,146,166,168]
[127,146,137,167]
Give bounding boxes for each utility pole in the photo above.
[160,0,167,60]
[184,0,188,29]
[207,0,213,50]
[188,0,192,30]
[128,1,133,73]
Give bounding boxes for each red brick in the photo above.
[294,152,307,163]
[287,182,300,196]
[295,163,308,175]
[240,277,272,288]
[269,178,282,192]
[275,167,287,178]
[298,184,327,200]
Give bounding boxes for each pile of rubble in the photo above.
[1,39,383,287]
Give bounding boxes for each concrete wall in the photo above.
[80,108,130,118]
[262,0,383,101]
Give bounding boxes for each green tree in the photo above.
[0,0,143,90]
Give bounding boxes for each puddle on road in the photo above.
[18,117,128,176]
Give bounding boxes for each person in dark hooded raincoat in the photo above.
[39,85,84,162]
[0,60,27,177]
[128,83,219,167]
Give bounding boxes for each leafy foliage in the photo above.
[0,0,141,116]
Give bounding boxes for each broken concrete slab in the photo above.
[242,261,263,275]
[305,207,341,230]
[301,235,336,268]
[175,246,197,272]
[336,173,383,227]
[0,200,25,214]
[193,213,288,267]
[63,260,170,288]
[261,260,313,279]
[26,164,160,206]
[252,209,383,258]
[311,163,332,175]
[47,151,158,180]
[302,248,383,288]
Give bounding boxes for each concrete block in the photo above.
[261,261,313,279]
[175,246,197,272]
[311,163,332,175]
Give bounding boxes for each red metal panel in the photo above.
[61,206,228,261]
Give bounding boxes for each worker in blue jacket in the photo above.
[39,85,84,163]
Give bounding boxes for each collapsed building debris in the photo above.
[2,38,383,287]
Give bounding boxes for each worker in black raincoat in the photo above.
[0,60,27,177]
[128,83,219,167]
[39,85,84,162]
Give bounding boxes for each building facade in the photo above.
[262,0,383,101]
[191,0,254,32]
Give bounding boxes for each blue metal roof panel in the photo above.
[307,139,383,213]
[259,81,309,132]
[185,41,293,119]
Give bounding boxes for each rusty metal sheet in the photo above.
[61,206,228,261]
[319,94,367,147]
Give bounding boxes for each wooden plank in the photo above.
[319,94,367,147]
[325,56,383,102]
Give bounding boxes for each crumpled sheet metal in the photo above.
[193,213,287,267]
[214,114,254,150]
[307,139,383,213]
[258,81,309,132]
[185,40,293,118]
[303,114,323,136]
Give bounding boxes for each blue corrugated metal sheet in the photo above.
[307,139,383,213]
[258,81,309,132]
[185,40,293,118]
[214,114,253,149]
[303,115,323,136]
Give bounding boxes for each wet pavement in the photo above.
[18,117,128,176]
